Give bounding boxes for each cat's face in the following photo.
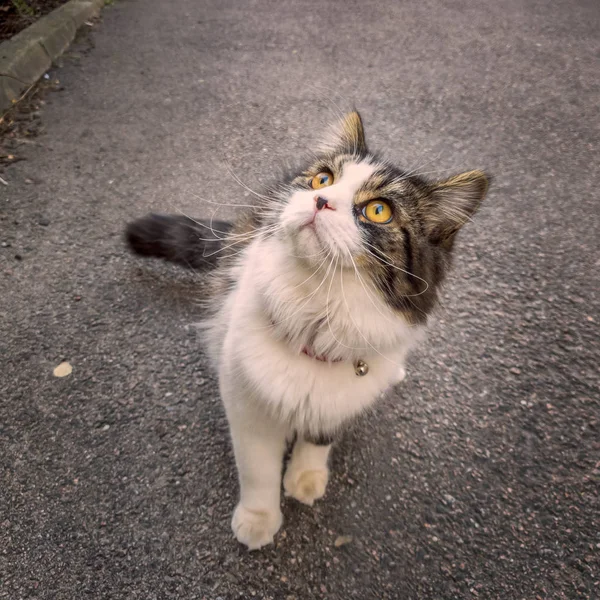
[270,112,489,323]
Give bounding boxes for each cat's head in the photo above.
[268,111,489,324]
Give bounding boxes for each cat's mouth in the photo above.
[297,213,316,235]
[295,216,326,255]
[300,212,317,229]
[299,217,323,241]
[300,209,330,233]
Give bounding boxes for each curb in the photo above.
[0,0,105,113]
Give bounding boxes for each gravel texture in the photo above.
[1,0,599,598]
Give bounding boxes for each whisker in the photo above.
[276,250,336,315]
[200,226,282,258]
[285,252,332,291]
[362,241,430,298]
[187,190,264,210]
[342,241,411,327]
[185,219,280,246]
[324,255,367,353]
[339,245,405,366]
[399,150,445,181]
[173,207,282,244]
[222,159,272,202]
[248,249,336,332]
[306,84,346,121]
[255,250,332,313]
[263,249,332,308]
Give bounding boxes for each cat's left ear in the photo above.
[421,170,490,247]
[319,111,367,154]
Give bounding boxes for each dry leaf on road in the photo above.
[53,362,72,377]
[334,535,353,547]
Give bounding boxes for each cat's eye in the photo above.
[362,200,393,224]
[310,171,334,190]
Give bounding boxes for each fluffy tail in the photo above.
[125,214,233,270]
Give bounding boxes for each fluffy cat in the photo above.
[126,112,489,550]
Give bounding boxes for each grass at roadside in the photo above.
[0,0,71,42]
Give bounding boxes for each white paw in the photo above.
[284,467,329,506]
[231,504,282,550]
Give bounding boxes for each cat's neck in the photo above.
[243,237,420,363]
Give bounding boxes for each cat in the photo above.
[125,111,489,550]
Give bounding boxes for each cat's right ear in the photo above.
[318,111,367,154]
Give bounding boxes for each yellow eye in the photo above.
[362,200,393,224]
[310,171,334,190]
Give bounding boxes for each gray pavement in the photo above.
[1,0,599,598]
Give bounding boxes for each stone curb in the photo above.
[0,0,105,113]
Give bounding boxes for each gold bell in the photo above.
[354,359,369,377]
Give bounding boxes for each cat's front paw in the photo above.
[284,467,329,506]
[231,504,282,550]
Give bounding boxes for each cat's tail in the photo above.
[125,214,234,270]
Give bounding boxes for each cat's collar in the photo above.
[266,313,368,376]
[301,345,341,363]
[301,346,369,376]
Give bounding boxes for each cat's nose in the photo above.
[315,196,330,211]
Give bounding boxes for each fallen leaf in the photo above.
[334,535,353,547]
[53,361,72,377]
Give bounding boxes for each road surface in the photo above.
[1,0,598,598]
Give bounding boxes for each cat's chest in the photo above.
[224,301,404,430]
[263,280,368,362]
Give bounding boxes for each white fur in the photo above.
[204,160,424,549]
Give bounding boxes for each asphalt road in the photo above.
[1,0,599,598]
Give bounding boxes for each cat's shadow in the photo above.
[127,262,211,316]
